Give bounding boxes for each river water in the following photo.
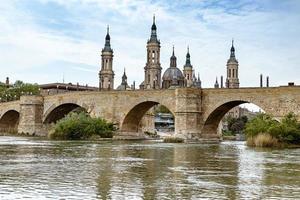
[0,136,299,200]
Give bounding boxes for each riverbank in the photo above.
[244,113,300,148]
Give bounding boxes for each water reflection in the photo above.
[0,137,299,199]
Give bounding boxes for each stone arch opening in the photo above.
[121,101,175,134]
[44,103,86,124]
[202,101,265,135]
[0,110,20,133]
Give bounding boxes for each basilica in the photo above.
[99,16,239,91]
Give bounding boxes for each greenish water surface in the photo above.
[0,136,299,200]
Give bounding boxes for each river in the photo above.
[0,136,299,200]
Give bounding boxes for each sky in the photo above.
[1,0,300,92]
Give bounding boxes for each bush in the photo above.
[144,131,160,138]
[245,112,300,146]
[49,112,116,140]
[163,137,184,143]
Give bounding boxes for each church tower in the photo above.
[226,40,239,88]
[99,26,114,90]
[183,46,194,87]
[144,15,162,89]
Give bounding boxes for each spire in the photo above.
[195,72,201,88]
[230,39,235,58]
[122,68,127,85]
[152,14,156,30]
[172,45,175,56]
[214,77,219,88]
[170,46,177,68]
[184,46,192,67]
[103,25,112,52]
[106,25,110,40]
[150,15,158,42]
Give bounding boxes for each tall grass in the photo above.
[246,133,279,148]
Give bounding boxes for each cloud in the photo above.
[0,0,300,89]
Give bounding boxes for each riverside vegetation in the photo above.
[49,112,116,140]
[245,113,300,147]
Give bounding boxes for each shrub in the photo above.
[144,131,159,138]
[245,113,277,138]
[49,112,116,140]
[245,112,300,146]
[163,137,184,143]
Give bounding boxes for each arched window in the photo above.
[152,51,155,63]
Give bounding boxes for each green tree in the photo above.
[155,105,171,114]
[224,115,248,135]
[0,80,40,102]
[245,113,277,138]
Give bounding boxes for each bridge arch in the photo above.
[43,103,88,124]
[0,110,20,133]
[121,101,175,132]
[202,100,265,135]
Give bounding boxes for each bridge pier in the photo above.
[18,95,46,136]
[174,112,202,140]
[173,88,219,142]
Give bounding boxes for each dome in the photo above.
[162,67,184,81]
[116,84,131,91]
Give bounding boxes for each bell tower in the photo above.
[144,15,162,89]
[99,26,114,90]
[226,40,239,88]
[183,46,194,87]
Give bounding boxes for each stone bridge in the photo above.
[0,86,300,140]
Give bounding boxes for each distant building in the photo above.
[155,113,174,132]
[39,83,97,95]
